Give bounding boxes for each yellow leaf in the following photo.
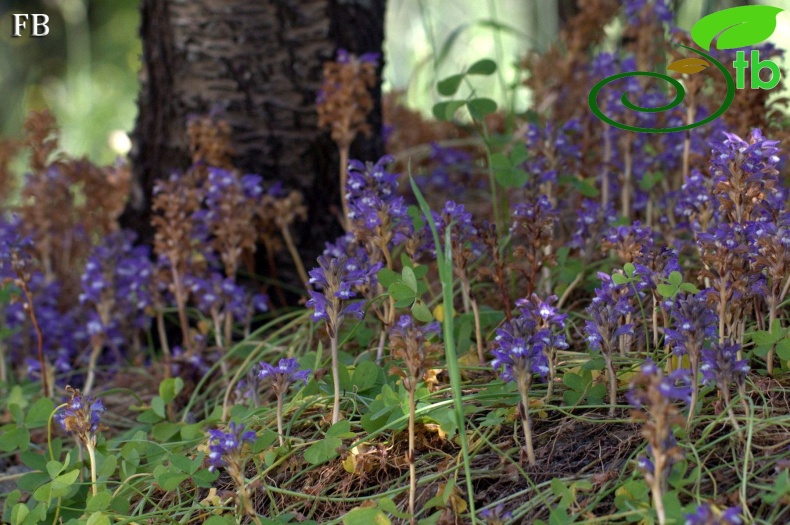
[529,398,548,419]
[432,303,454,322]
[342,448,358,474]
[667,57,710,74]
[423,423,447,440]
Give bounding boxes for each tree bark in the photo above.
[125,0,385,277]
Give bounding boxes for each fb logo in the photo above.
[12,14,50,37]
[588,5,784,133]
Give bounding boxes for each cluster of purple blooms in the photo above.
[346,155,412,248]
[307,255,373,325]
[56,390,106,444]
[186,272,267,321]
[701,342,749,390]
[206,422,257,473]
[684,503,742,525]
[584,273,635,356]
[258,357,311,395]
[79,231,154,344]
[491,295,567,384]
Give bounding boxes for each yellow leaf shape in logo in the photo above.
[667,57,711,74]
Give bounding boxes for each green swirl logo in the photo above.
[588,5,784,133]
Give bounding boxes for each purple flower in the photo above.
[491,316,550,384]
[624,0,673,25]
[346,155,411,247]
[206,422,256,472]
[700,342,749,390]
[258,358,311,396]
[516,294,567,330]
[685,503,742,525]
[664,294,716,358]
[307,255,376,329]
[584,273,635,355]
[627,359,692,408]
[55,389,106,444]
[479,503,514,524]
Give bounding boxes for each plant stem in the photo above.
[280,224,309,287]
[517,375,536,466]
[277,394,285,447]
[408,387,417,525]
[22,285,49,397]
[330,331,341,424]
[156,311,171,380]
[170,266,191,353]
[687,364,698,426]
[470,297,485,365]
[651,458,666,525]
[83,342,102,396]
[339,145,351,231]
[605,354,617,417]
[86,442,98,497]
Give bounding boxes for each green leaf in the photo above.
[159,377,184,404]
[151,397,166,419]
[624,263,636,277]
[157,472,189,491]
[569,177,600,197]
[402,266,418,293]
[432,100,465,121]
[413,264,428,280]
[377,268,400,289]
[411,300,433,323]
[51,469,80,492]
[494,168,528,189]
[752,329,780,347]
[327,420,354,438]
[304,437,343,465]
[352,361,380,393]
[489,152,510,171]
[193,468,219,488]
[668,271,682,287]
[467,97,497,120]
[467,58,497,76]
[0,426,29,452]
[562,372,586,392]
[378,497,411,519]
[389,282,416,303]
[251,429,279,453]
[86,512,112,525]
[437,74,464,97]
[691,5,783,51]
[46,460,64,479]
[509,143,529,166]
[775,337,790,360]
[679,283,700,294]
[344,507,391,525]
[204,516,236,525]
[611,273,629,286]
[86,491,112,513]
[24,398,54,429]
[656,283,677,298]
[562,390,583,407]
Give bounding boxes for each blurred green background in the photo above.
[1,1,789,166]
[0,0,140,164]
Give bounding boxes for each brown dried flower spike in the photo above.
[317,50,378,229]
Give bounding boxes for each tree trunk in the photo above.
[125,0,385,280]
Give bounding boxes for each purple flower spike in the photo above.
[206,422,256,473]
[258,358,312,397]
[56,387,106,446]
[701,342,749,390]
[685,503,743,525]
